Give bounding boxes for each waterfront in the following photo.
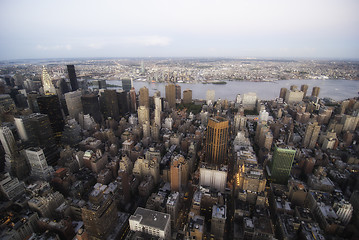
[104,79,359,101]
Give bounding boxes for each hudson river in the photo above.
[104,79,359,101]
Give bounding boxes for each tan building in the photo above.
[302,122,321,149]
[170,155,189,192]
[206,116,229,166]
[183,89,192,104]
[139,86,149,108]
[165,84,176,108]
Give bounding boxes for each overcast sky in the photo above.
[1,0,358,60]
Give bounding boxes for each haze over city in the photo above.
[1,0,359,60]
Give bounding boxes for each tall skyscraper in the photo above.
[175,84,181,100]
[269,145,296,184]
[81,93,102,123]
[41,66,56,95]
[302,122,321,149]
[165,84,176,108]
[170,155,188,192]
[183,89,192,104]
[279,88,287,99]
[129,87,137,113]
[138,106,150,126]
[206,116,229,166]
[301,84,309,97]
[311,86,320,97]
[101,90,120,120]
[122,79,133,92]
[64,90,82,121]
[0,126,29,178]
[37,95,65,136]
[206,90,215,105]
[67,65,78,91]
[139,86,149,108]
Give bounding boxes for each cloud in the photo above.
[87,43,104,49]
[36,44,72,51]
[122,36,171,47]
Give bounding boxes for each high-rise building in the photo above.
[27,92,40,113]
[138,106,150,126]
[302,122,321,149]
[41,66,56,95]
[67,65,78,91]
[166,192,180,229]
[118,90,130,114]
[24,147,53,179]
[165,84,176,108]
[206,116,229,166]
[0,126,29,178]
[175,84,181,100]
[129,207,171,240]
[301,84,309,97]
[14,113,55,147]
[285,89,304,104]
[206,90,215,105]
[129,87,137,113]
[311,86,320,97]
[37,95,65,136]
[200,165,227,192]
[82,188,117,239]
[81,93,102,123]
[64,90,82,121]
[101,90,120,120]
[0,172,25,200]
[122,79,132,92]
[242,92,257,110]
[183,89,192,104]
[279,88,287,99]
[268,145,296,184]
[133,156,160,185]
[139,86,149,108]
[211,205,226,240]
[170,155,189,192]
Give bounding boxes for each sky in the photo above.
[0,0,359,60]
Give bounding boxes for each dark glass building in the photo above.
[81,93,102,123]
[67,65,78,91]
[37,95,65,138]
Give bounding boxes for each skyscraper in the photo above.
[139,86,149,108]
[206,116,229,166]
[183,89,192,104]
[302,122,321,149]
[122,79,133,92]
[37,95,65,136]
[138,106,150,126]
[64,90,82,121]
[129,87,137,113]
[301,84,309,97]
[165,84,176,108]
[269,145,296,184]
[81,93,102,123]
[311,86,320,97]
[206,90,215,105]
[101,90,120,120]
[41,66,56,95]
[175,84,181,100]
[67,65,78,91]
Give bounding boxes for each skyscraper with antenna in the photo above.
[41,66,56,95]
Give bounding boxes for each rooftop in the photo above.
[130,207,170,231]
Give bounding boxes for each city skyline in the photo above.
[1,0,359,60]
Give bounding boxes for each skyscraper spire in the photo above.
[41,65,56,95]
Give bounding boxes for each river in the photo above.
[101,79,359,101]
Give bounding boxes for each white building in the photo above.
[0,173,25,200]
[24,147,54,179]
[242,92,257,110]
[285,90,304,104]
[129,114,138,125]
[206,90,215,105]
[138,106,150,126]
[129,207,171,239]
[259,110,269,123]
[164,117,173,130]
[334,200,353,225]
[199,165,228,192]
